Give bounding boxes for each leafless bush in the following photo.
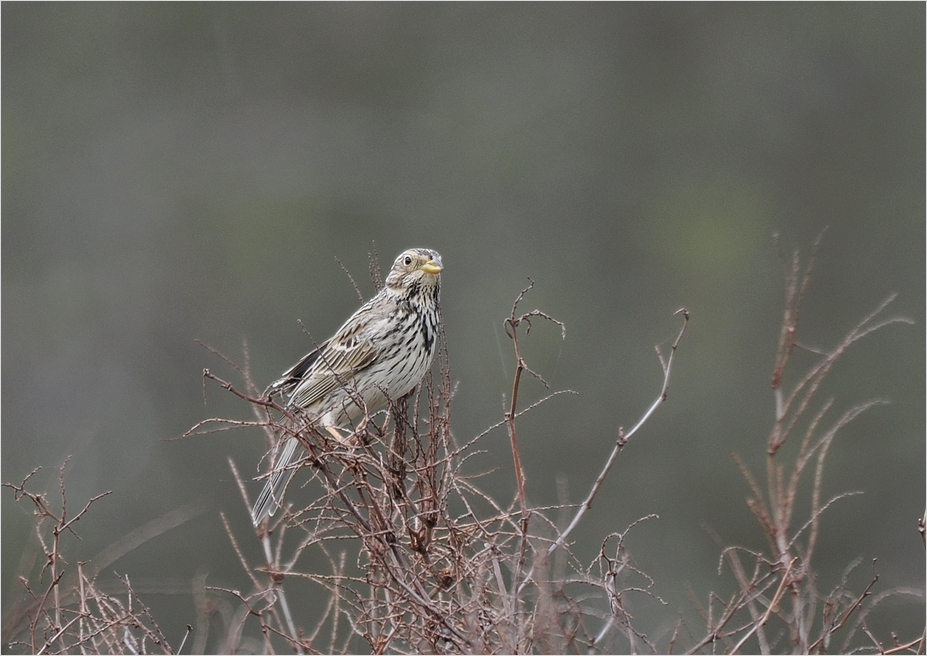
[2,461,178,655]
[186,276,688,654]
[5,236,922,654]
[682,232,924,655]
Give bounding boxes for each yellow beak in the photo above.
[420,259,443,275]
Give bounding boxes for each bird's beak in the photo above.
[420,257,443,275]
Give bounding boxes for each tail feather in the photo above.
[251,437,302,526]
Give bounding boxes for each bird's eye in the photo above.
[404,256,413,265]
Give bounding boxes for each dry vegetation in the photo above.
[4,237,924,654]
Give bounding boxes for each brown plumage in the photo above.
[251,248,443,526]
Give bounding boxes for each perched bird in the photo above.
[251,248,444,526]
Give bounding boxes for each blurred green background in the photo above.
[3,3,924,651]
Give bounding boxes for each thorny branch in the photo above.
[502,278,567,520]
[3,464,174,655]
[687,233,919,655]
[525,306,689,590]
[7,238,920,654]
[183,275,689,654]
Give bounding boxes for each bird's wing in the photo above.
[279,310,382,410]
[265,340,328,398]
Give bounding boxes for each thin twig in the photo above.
[544,309,688,558]
[730,557,797,654]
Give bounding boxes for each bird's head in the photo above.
[385,248,443,292]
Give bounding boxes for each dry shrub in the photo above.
[2,463,176,654]
[4,235,923,654]
[187,276,686,654]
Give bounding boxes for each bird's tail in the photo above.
[251,437,302,526]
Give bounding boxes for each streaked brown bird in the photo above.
[251,248,444,526]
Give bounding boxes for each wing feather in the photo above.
[275,305,383,410]
[265,340,328,397]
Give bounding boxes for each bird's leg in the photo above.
[325,425,347,442]
[326,413,370,448]
[354,413,369,437]
[324,425,361,450]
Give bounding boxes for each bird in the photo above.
[251,248,444,526]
